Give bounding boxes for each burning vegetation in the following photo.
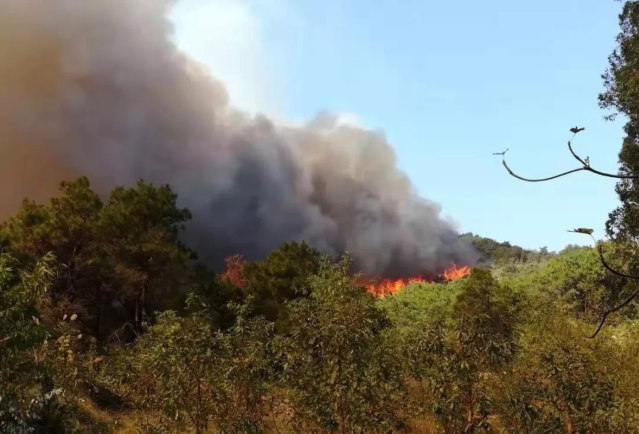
[220,252,471,299]
[362,264,472,298]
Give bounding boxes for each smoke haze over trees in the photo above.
[0,0,476,278]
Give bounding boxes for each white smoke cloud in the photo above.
[169,0,280,114]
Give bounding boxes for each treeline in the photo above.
[2,178,639,434]
[459,233,554,266]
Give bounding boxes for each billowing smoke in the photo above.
[0,0,476,278]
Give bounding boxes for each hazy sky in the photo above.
[169,0,625,252]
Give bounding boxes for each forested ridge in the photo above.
[5,2,639,434]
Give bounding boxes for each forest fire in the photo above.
[442,264,472,281]
[362,264,472,298]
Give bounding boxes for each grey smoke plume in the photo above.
[0,0,476,278]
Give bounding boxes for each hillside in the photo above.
[2,178,639,434]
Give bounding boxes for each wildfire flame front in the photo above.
[362,264,472,298]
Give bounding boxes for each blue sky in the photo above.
[170,0,626,252]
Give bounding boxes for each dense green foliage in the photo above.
[0,177,196,339]
[3,179,639,433]
[242,241,321,328]
[383,250,639,433]
[601,1,639,242]
[274,257,405,433]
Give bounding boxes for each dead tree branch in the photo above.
[497,131,639,182]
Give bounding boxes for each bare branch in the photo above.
[587,284,639,338]
[580,233,639,338]
[567,135,639,179]
[588,313,611,339]
[497,129,639,181]
[501,159,586,182]
[594,241,639,280]
[567,137,589,167]
[587,166,639,179]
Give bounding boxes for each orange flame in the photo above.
[442,264,471,281]
[363,275,431,298]
[362,264,472,298]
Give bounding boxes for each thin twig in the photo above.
[567,134,589,166]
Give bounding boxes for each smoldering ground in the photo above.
[0,0,476,277]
